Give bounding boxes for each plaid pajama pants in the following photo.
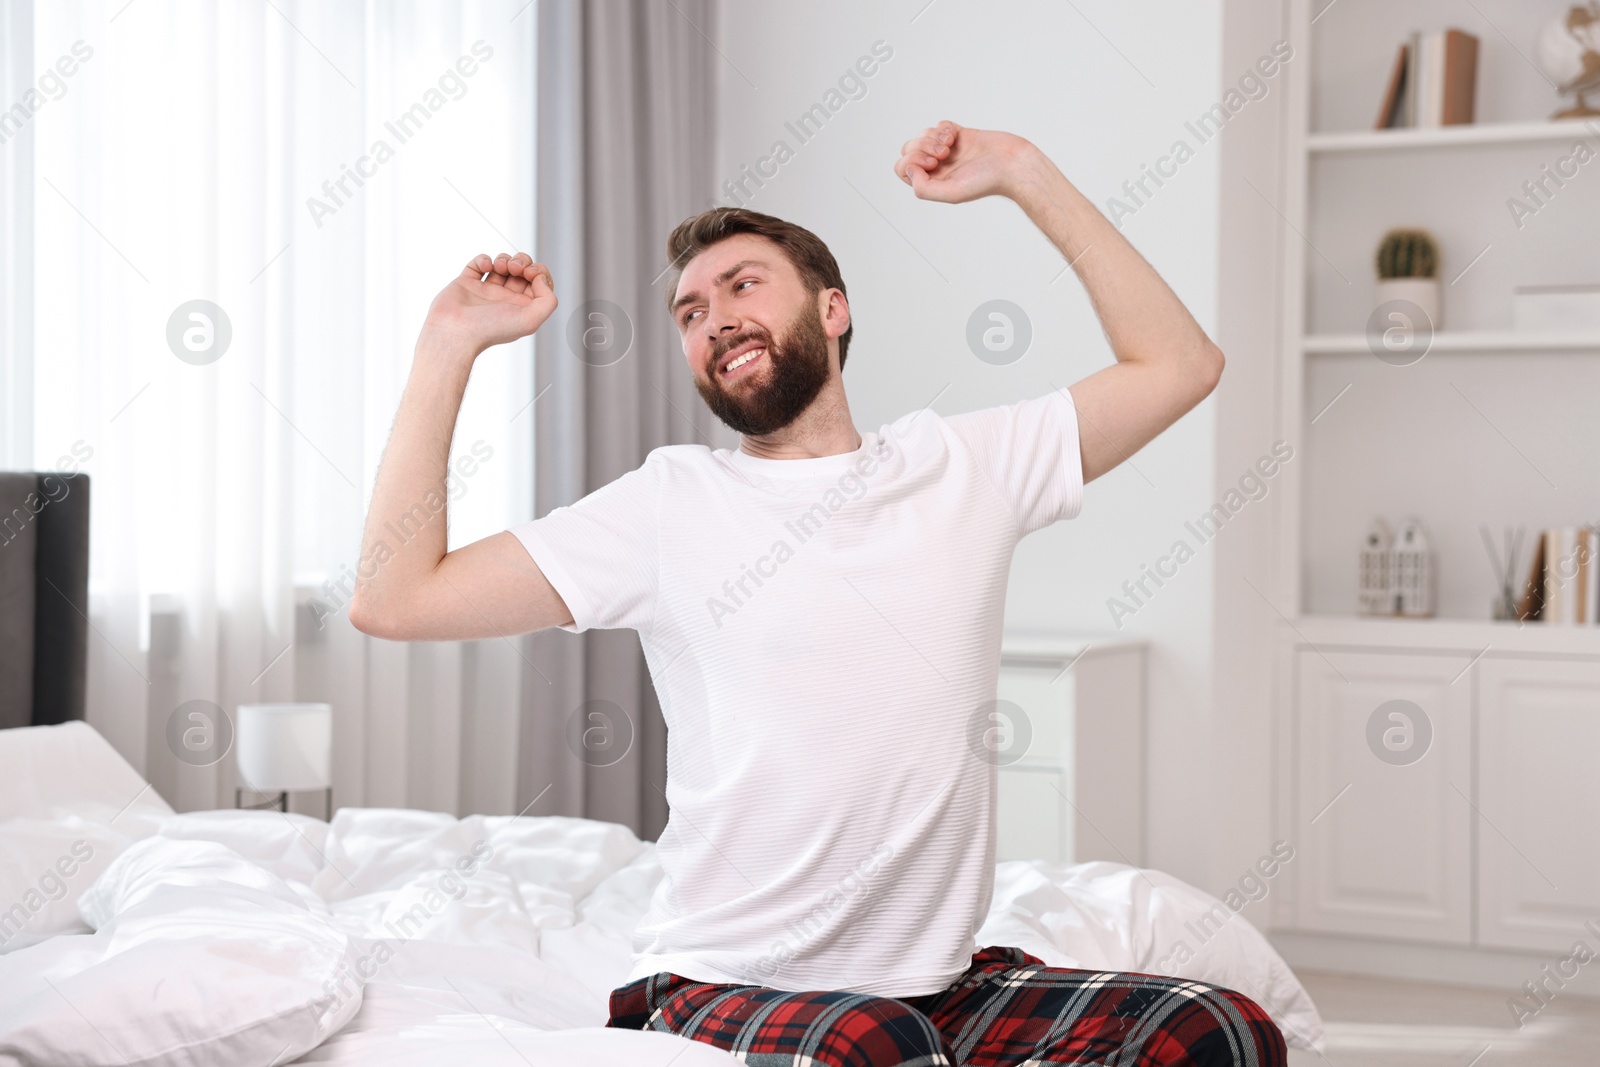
[606,944,1287,1066]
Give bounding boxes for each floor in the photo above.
[1287,971,1600,1066]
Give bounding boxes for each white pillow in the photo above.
[0,817,136,952]
[976,859,1326,1053]
[0,720,172,827]
[0,722,174,954]
[0,836,362,1066]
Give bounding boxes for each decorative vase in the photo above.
[1375,277,1442,331]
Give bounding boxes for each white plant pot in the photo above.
[1375,277,1442,331]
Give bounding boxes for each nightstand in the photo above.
[994,631,1147,866]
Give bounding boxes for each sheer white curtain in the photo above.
[0,2,33,469]
[21,0,538,815]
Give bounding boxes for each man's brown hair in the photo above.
[664,207,853,370]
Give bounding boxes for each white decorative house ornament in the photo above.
[1360,518,1395,615]
[1393,517,1436,617]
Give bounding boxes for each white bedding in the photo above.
[0,722,1325,1065]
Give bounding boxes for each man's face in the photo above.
[671,233,841,437]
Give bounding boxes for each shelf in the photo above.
[1285,614,1600,658]
[1303,331,1600,355]
[1307,119,1600,154]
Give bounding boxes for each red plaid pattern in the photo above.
[607,944,1287,1066]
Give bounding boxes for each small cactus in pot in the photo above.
[1373,227,1442,335]
[1376,228,1439,281]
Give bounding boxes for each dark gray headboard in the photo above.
[0,472,90,729]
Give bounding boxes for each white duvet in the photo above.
[0,723,1324,1065]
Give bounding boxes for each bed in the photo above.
[0,721,1325,1065]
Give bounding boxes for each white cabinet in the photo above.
[1285,628,1600,964]
[1477,657,1600,952]
[1293,649,1472,943]
[994,634,1145,866]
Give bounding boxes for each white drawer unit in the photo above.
[993,633,1146,867]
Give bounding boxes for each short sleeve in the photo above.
[507,454,660,634]
[942,388,1085,537]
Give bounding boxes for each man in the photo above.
[349,121,1286,1066]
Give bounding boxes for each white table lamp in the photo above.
[235,702,333,818]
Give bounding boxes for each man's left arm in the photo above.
[894,120,1224,485]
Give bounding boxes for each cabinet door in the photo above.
[1478,657,1600,951]
[997,765,1067,863]
[1295,650,1471,942]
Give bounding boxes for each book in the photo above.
[1420,31,1443,128]
[1377,29,1478,130]
[1582,526,1600,625]
[1405,31,1421,127]
[1441,29,1479,125]
[1516,532,1545,621]
[1546,528,1565,624]
[1566,526,1592,625]
[1515,526,1600,624]
[1580,531,1593,630]
[1376,43,1409,129]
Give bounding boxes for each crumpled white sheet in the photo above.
[0,725,1323,1064]
[15,809,1322,1062]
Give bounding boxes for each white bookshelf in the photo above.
[1270,0,1600,983]
[1278,0,1600,629]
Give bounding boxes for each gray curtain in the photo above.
[521,0,732,841]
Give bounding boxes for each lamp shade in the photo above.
[236,703,332,793]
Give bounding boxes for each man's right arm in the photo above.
[348,252,572,642]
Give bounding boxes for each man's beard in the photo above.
[695,304,833,438]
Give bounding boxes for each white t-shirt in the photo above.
[508,388,1085,997]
